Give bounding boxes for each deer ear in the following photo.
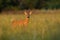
[24,10,27,15]
[29,11,32,15]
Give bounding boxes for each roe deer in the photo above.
[11,10,32,28]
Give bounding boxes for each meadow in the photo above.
[0,10,60,40]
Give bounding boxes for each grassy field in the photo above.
[0,10,60,40]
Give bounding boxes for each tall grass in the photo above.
[0,12,60,40]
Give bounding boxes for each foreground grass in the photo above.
[0,12,60,40]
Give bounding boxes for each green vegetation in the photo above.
[0,0,60,12]
[0,10,60,40]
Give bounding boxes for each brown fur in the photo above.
[11,10,32,28]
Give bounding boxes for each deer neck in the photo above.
[25,17,29,21]
[24,17,29,23]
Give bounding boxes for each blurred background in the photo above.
[0,0,60,12]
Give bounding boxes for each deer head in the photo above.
[24,10,32,18]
